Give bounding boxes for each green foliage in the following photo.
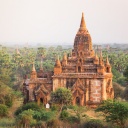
[68,116,80,124]
[33,110,55,121]
[113,82,124,99]
[0,118,15,127]
[60,110,69,120]
[0,81,14,108]
[47,119,60,128]
[122,86,128,101]
[4,95,13,107]
[124,65,128,81]
[69,105,87,121]
[117,76,126,86]
[15,102,56,127]
[16,109,36,127]
[112,67,123,83]
[51,87,72,105]
[51,104,60,111]
[0,104,8,117]
[15,102,41,116]
[96,100,128,128]
[81,119,104,128]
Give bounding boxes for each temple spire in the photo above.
[99,51,103,65]
[95,52,98,60]
[100,50,102,58]
[32,63,36,72]
[16,47,20,55]
[40,58,43,70]
[79,12,86,31]
[63,53,67,61]
[106,55,110,65]
[55,55,61,66]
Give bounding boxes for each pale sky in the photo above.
[0,0,128,45]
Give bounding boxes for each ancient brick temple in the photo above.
[23,13,114,107]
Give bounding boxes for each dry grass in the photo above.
[8,98,23,118]
[85,109,104,120]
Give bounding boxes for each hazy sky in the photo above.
[0,0,128,45]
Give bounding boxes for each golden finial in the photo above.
[79,12,86,31]
[32,63,36,72]
[95,52,98,60]
[40,58,43,70]
[56,55,61,66]
[63,53,67,60]
[106,55,110,65]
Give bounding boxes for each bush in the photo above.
[15,102,40,115]
[113,82,124,99]
[0,104,8,117]
[96,100,128,128]
[68,116,80,124]
[47,119,60,128]
[81,120,104,128]
[5,95,13,107]
[60,110,69,120]
[122,86,128,101]
[0,118,15,127]
[62,105,67,110]
[51,104,60,111]
[117,77,126,86]
[16,109,36,127]
[33,110,55,121]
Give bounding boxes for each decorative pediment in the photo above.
[71,78,85,95]
[34,84,49,98]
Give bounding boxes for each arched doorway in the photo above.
[106,67,109,73]
[76,97,80,106]
[40,98,44,103]
[78,66,81,73]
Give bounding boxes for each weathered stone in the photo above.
[23,13,114,107]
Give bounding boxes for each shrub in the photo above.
[62,105,67,110]
[0,104,8,117]
[47,119,60,128]
[122,86,128,101]
[96,100,128,128]
[15,102,40,115]
[81,120,104,128]
[113,82,124,99]
[16,109,36,127]
[117,77,126,86]
[68,116,80,124]
[33,110,55,121]
[51,104,60,111]
[60,110,69,120]
[5,95,13,107]
[0,118,15,127]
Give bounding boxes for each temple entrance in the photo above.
[106,67,109,73]
[40,98,44,103]
[76,97,80,106]
[78,66,81,73]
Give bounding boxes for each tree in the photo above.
[16,109,36,128]
[122,86,128,101]
[96,100,128,128]
[113,82,124,99]
[0,104,8,117]
[124,65,128,81]
[51,88,72,113]
[0,81,14,107]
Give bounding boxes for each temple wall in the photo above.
[28,84,35,101]
[90,79,101,103]
[53,78,58,91]
[53,78,67,91]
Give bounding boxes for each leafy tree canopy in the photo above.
[96,100,128,128]
[51,88,72,106]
